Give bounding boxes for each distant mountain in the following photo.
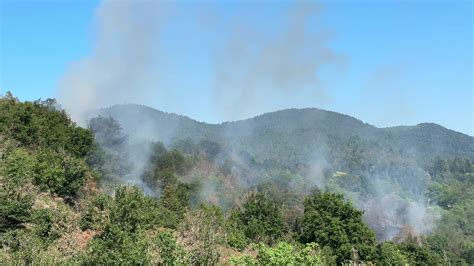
[94,104,474,169]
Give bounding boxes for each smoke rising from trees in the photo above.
[58,0,440,241]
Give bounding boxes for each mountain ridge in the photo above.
[96,103,470,136]
[93,103,474,168]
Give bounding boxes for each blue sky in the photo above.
[0,0,472,135]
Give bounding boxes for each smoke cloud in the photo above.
[58,0,342,124]
[58,0,172,123]
[213,3,343,120]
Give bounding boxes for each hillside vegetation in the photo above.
[1,94,473,264]
[98,104,473,167]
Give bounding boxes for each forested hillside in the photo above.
[98,104,474,241]
[98,104,473,167]
[1,94,473,264]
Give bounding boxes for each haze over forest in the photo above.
[0,0,473,265]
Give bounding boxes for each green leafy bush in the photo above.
[297,191,377,263]
[229,192,285,245]
[79,194,112,231]
[3,148,35,185]
[33,149,88,197]
[398,236,443,265]
[226,225,248,250]
[0,185,33,231]
[230,242,327,265]
[1,148,35,231]
[229,254,257,265]
[86,223,150,264]
[31,209,57,243]
[376,241,409,265]
[0,96,94,158]
[110,186,164,232]
[152,231,189,264]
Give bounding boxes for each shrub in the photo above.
[79,194,112,231]
[33,149,88,198]
[0,149,34,230]
[230,242,327,265]
[3,148,35,186]
[178,205,225,265]
[152,231,189,264]
[86,224,150,264]
[230,254,257,265]
[0,97,94,158]
[110,186,163,232]
[229,192,285,245]
[31,209,57,243]
[376,241,409,265]
[0,185,33,231]
[296,191,377,263]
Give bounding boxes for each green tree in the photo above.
[88,116,127,150]
[87,223,150,264]
[110,186,163,232]
[229,192,285,245]
[376,241,409,265]
[0,148,35,231]
[398,236,443,265]
[33,149,88,198]
[230,242,333,265]
[86,186,165,264]
[151,231,189,264]
[0,96,94,158]
[87,116,131,186]
[30,209,58,243]
[0,185,33,231]
[296,191,377,264]
[258,242,324,265]
[142,142,192,191]
[159,181,198,229]
[79,194,112,231]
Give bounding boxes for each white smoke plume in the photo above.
[58,0,343,124]
[58,0,172,123]
[213,3,344,120]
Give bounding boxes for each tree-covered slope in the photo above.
[1,95,473,264]
[97,104,474,168]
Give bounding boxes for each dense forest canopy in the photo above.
[1,93,473,264]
